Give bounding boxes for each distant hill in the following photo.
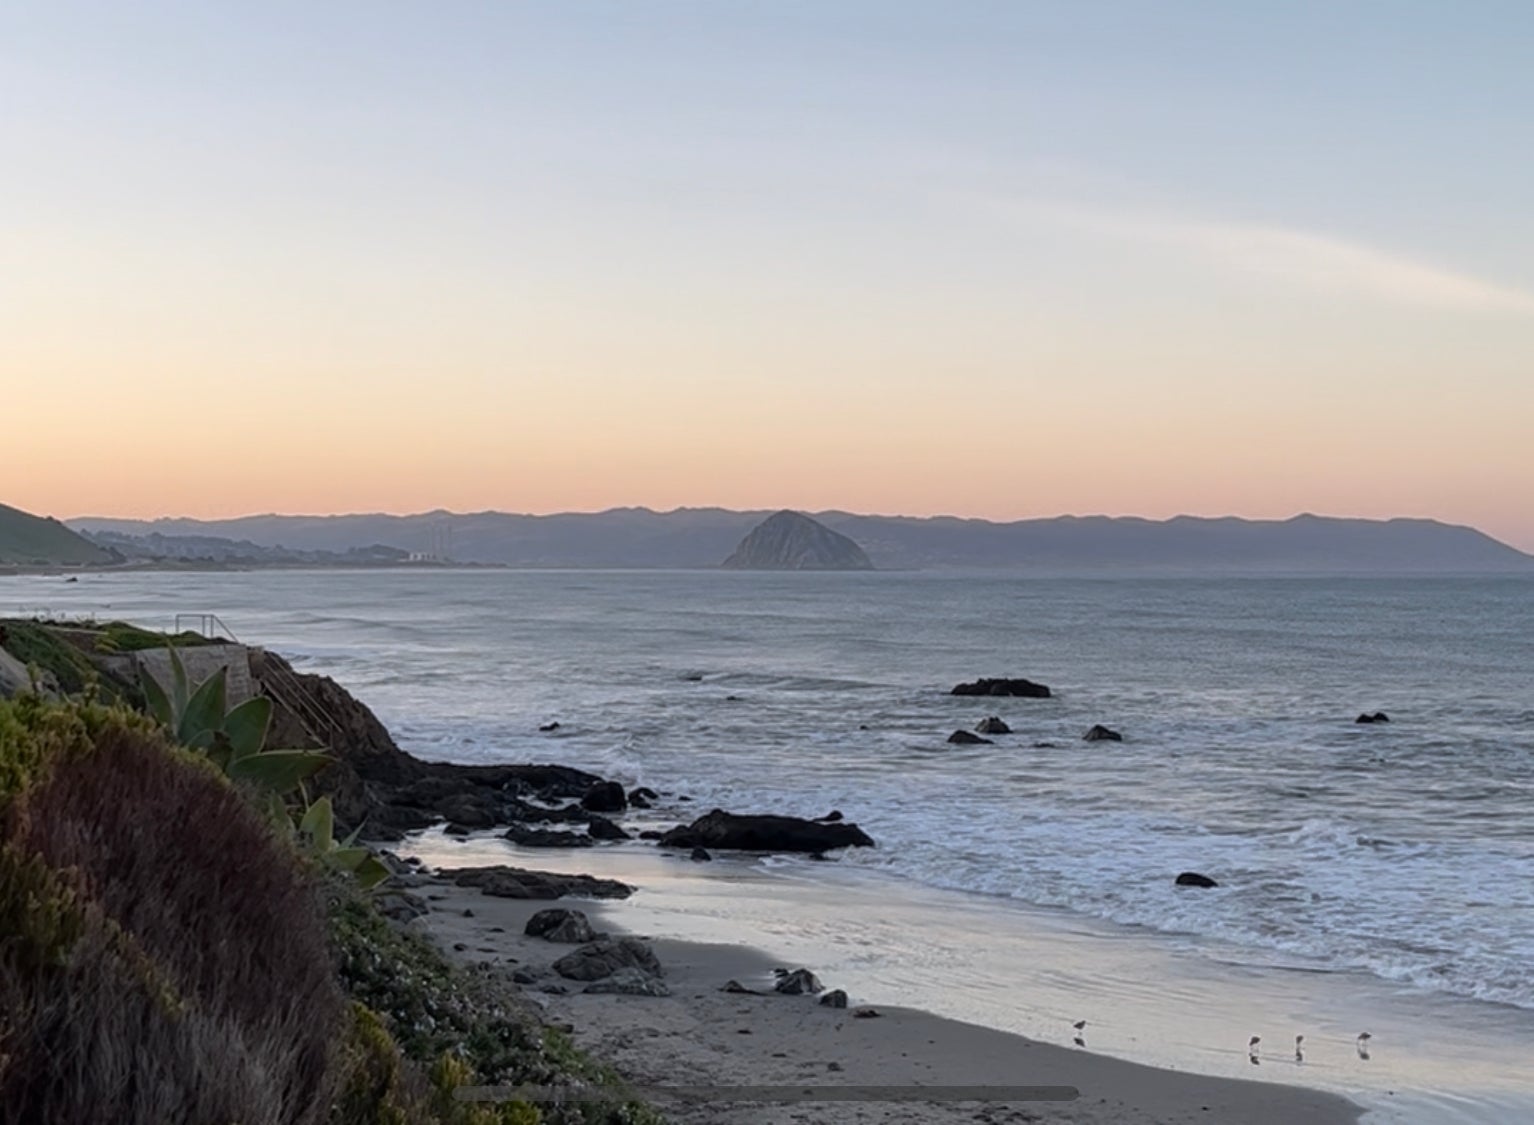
[0,502,118,566]
[723,510,874,570]
[67,508,1534,574]
[84,530,412,567]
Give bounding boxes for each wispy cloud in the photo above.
[996,199,1534,315]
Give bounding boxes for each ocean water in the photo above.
[8,569,1533,1018]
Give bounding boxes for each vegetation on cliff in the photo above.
[0,652,661,1122]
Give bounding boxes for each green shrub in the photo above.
[0,699,344,1125]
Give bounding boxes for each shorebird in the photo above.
[1248,1036,1261,1051]
[1295,1035,1305,1062]
[1073,1020,1088,1032]
[1356,1031,1372,1044]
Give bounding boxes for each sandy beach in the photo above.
[410,872,1361,1125]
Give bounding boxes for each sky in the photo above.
[4,1,1533,550]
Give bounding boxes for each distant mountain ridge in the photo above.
[723,511,874,570]
[66,508,1534,573]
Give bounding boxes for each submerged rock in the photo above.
[538,721,561,732]
[975,716,1012,735]
[660,809,875,854]
[690,846,713,862]
[1355,712,1390,724]
[553,937,663,982]
[1083,724,1123,742]
[1175,871,1219,888]
[947,729,992,745]
[951,678,1051,699]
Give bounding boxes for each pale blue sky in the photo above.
[5,2,1533,547]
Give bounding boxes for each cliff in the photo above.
[722,509,874,570]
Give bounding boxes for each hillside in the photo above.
[0,502,118,566]
[723,510,874,570]
[67,508,1534,574]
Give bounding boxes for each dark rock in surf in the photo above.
[951,677,1052,699]
[443,823,472,837]
[947,729,992,745]
[1355,712,1390,724]
[587,817,630,841]
[774,968,823,995]
[817,810,844,822]
[1083,724,1123,742]
[690,847,712,862]
[975,716,1011,735]
[660,809,875,854]
[1175,871,1219,888]
[628,786,658,809]
[581,781,628,813]
[525,907,601,943]
[434,793,503,829]
[503,825,594,848]
[638,830,663,840]
[819,989,849,1009]
[538,721,561,732]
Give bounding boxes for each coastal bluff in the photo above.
[722,509,874,571]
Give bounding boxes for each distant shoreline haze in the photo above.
[62,508,1534,574]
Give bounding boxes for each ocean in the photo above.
[7,568,1533,1118]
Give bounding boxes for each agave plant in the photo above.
[296,797,392,890]
[138,646,333,795]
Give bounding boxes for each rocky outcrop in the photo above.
[951,677,1052,698]
[1176,871,1219,888]
[974,717,1011,735]
[1083,724,1123,742]
[1355,712,1390,724]
[448,865,634,900]
[552,938,663,982]
[659,809,875,853]
[247,648,611,838]
[722,511,874,571]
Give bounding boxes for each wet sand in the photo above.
[414,875,1360,1125]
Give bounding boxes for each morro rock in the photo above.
[722,510,874,571]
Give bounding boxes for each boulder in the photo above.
[443,823,472,837]
[525,907,601,943]
[630,786,659,803]
[1355,712,1390,724]
[581,781,628,813]
[947,730,992,745]
[587,817,631,841]
[819,989,848,1009]
[951,678,1051,699]
[1083,724,1123,742]
[774,968,822,995]
[511,967,539,985]
[584,967,672,996]
[507,798,592,825]
[448,865,634,900]
[690,847,712,862]
[1175,871,1219,888]
[504,826,593,848]
[660,809,875,853]
[638,830,663,841]
[553,937,663,982]
[975,717,1011,735]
